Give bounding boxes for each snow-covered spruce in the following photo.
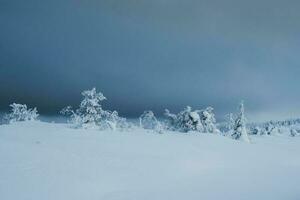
[4,103,39,123]
[164,106,219,133]
[231,101,250,142]
[60,88,129,130]
[139,110,163,133]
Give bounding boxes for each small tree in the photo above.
[262,121,277,135]
[78,88,106,127]
[5,103,39,123]
[225,113,235,131]
[199,107,220,133]
[140,111,157,129]
[231,101,250,142]
[251,126,262,135]
[61,88,128,130]
[139,110,163,133]
[290,128,298,137]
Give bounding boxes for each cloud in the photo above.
[0,0,300,120]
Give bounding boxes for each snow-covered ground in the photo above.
[1,121,300,200]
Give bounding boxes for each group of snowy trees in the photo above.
[163,106,220,133]
[248,120,300,137]
[139,100,251,141]
[3,88,300,140]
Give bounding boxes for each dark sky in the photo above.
[1,0,300,121]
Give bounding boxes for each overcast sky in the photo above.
[1,0,300,121]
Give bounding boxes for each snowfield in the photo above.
[1,121,300,200]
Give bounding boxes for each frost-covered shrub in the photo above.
[139,110,163,133]
[164,106,204,132]
[231,101,250,142]
[61,88,128,130]
[5,103,39,123]
[99,110,130,131]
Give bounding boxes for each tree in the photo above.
[61,88,128,130]
[290,128,298,137]
[139,110,163,133]
[250,126,262,135]
[199,107,220,133]
[140,111,157,129]
[231,101,250,142]
[262,121,277,135]
[78,88,106,127]
[5,103,38,123]
[225,113,235,131]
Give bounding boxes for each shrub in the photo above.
[5,103,38,123]
[139,110,163,133]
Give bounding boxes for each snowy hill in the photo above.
[1,121,300,200]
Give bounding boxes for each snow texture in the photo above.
[1,121,300,200]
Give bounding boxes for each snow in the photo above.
[1,121,300,200]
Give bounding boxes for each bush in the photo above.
[139,110,163,133]
[5,103,39,123]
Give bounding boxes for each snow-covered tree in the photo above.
[199,107,220,133]
[231,101,250,142]
[61,88,128,130]
[5,103,39,123]
[262,121,277,135]
[139,110,163,133]
[164,106,204,132]
[248,118,300,136]
[140,111,157,129]
[225,113,235,131]
[250,126,262,135]
[77,88,106,127]
[290,128,298,137]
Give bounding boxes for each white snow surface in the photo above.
[1,121,300,200]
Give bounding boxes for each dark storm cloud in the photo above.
[1,0,300,120]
